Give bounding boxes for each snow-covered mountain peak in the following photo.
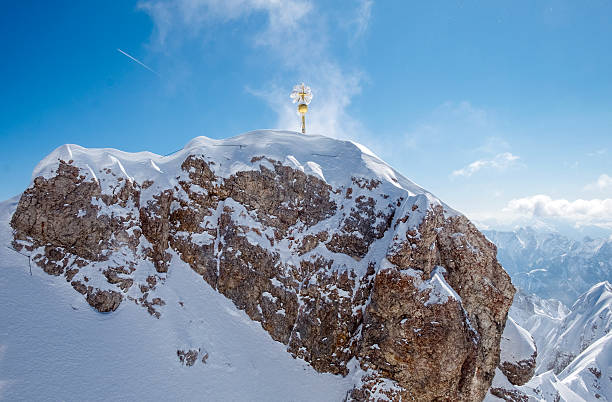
[571,280,612,311]
[4,129,515,400]
[33,130,457,218]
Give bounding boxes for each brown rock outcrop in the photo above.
[10,133,515,401]
[86,289,123,313]
[489,387,529,402]
[499,355,537,387]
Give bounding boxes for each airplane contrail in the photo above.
[117,48,160,77]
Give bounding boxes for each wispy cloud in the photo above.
[247,65,364,139]
[452,152,520,177]
[403,101,501,151]
[138,0,313,47]
[475,137,510,154]
[117,48,160,77]
[585,174,612,191]
[138,0,372,140]
[587,148,607,157]
[353,0,373,39]
[503,194,612,229]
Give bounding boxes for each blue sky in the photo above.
[1,0,611,234]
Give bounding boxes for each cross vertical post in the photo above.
[290,83,313,134]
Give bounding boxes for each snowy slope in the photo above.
[538,281,612,375]
[499,317,536,372]
[486,225,612,399]
[509,289,569,372]
[558,332,612,400]
[0,197,358,401]
[485,368,584,402]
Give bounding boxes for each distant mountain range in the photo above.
[484,227,612,305]
[487,282,612,401]
[481,226,611,401]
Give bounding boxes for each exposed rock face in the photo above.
[356,266,479,400]
[177,348,208,366]
[86,289,123,313]
[489,386,529,402]
[10,132,515,400]
[499,358,536,388]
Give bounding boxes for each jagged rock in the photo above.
[500,359,537,387]
[357,266,479,400]
[10,131,515,401]
[177,349,200,366]
[86,289,122,313]
[489,386,529,402]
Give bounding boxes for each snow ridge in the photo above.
[33,130,457,217]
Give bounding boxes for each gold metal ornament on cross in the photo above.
[290,83,313,134]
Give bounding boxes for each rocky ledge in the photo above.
[9,130,515,401]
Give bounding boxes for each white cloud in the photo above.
[504,194,612,229]
[138,0,313,47]
[452,152,520,177]
[246,64,364,139]
[353,0,373,39]
[139,0,371,140]
[585,174,612,191]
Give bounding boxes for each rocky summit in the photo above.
[9,130,515,401]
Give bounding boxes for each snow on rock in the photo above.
[422,265,463,306]
[5,130,516,401]
[499,317,537,386]
[31,131,457,212]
